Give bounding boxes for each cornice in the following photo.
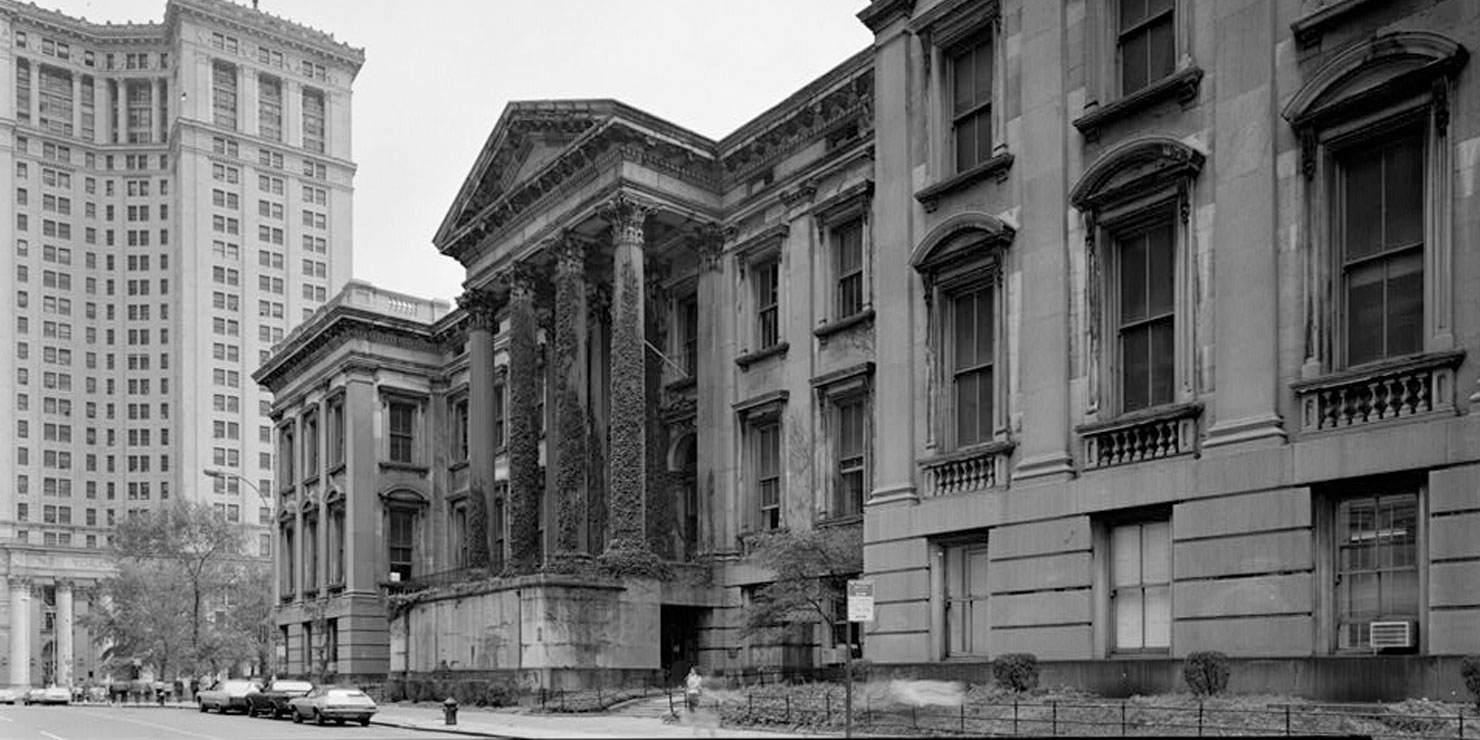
[857,0,916,35]
[164,0,366,71]
[254,308,442,390]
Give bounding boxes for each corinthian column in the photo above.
[8,578,31,689]
[456,287,504,568]
[690,224,729,554]
[505,262,543,575]
[550,235,591,570]
[55,581,73,687]
[600,194,657,569]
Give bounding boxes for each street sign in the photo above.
[846,579,874,623]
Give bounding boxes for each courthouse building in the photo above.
[258,0,1480,698]
[2,0,361,689]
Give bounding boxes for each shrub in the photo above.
[1183,651,1230,696]
[483,681,520,707]
[992,653,1039,692]
[1462,656,1480,709]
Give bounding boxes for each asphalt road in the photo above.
[0,704,481,740]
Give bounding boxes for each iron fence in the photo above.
[718,692,1478,738]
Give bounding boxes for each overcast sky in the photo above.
[45,0,874,302]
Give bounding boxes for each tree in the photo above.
[84,559,193,682]
[92,501,259,683]
[741,526,863,642]
[206,561,275,678]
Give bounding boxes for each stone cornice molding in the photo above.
[164,0,366,70]
[909,212,1016,274]
[254,311,441,390]
[1069,136,1206,214]
[857,0,916,34]
[730,223,790,260]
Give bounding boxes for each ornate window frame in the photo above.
[325,389,345,474]
[1074,0,1203,140]
[381,488,428,584]
[1071,136,1204,421]
[275,420,296,493]
[911,213,1016,495]
[812,180,876,339]
[812,362,875,522]
[379,388,429,470]
[1283,32,1468,430]
[734,390,789,534]
[910,0,1013,210]
[734,225,791,368]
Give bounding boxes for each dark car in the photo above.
[245,679,314,719]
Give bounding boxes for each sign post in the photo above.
[844,579,874,738]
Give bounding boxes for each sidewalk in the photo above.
[371,704,840,739]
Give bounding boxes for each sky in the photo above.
[43,0,875,302]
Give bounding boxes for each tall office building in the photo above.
[1,0,362,688]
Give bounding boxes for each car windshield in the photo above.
[273,681,313,691]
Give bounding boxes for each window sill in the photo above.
[1291,0,1384,48]
[1077,401,1203,470]
[327,462,346,476]
[327,583,345,594]
[378,461,430,475]
[816,513,862,529]
[736,342,790,370]
[1291,350,1465,433]
[303,474,320,487]
[449,460,469,472]
[665,376,697,394]
[302,587,318,599]
[914,152,1014,213]
[1073,67,1205,141]
[814,309,875,341]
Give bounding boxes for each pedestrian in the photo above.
[684,667,702,713]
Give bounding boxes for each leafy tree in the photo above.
[90,501,262,684]
[205,560,275,678]
[84,559,192,682]
[741,526,863,641]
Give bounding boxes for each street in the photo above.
[0,705,482,740]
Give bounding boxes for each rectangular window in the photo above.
[1110,520,1171,651]
[1118,222,1175,412]
[1339,131,1423,367]
[492,383,506,449]
[452,399,469,463]
[952,284,995,446]
[1334,492,1418,651]
[943,541,990,657]
[211,62,237,130]
[754,422,781,530]
[303,516,318,591]
[834,396,866,518]
[388,509,414,581]
[951,38,993,173]
[679,295,699,377]
[328,397,345,468]
[835,219,865,318]
[388,401,415,464]
[1119,0,1175,95]
[258,75,283,142]
[302,88,326,153]
[753,257,780,350]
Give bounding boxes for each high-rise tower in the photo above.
[0,0,362,687]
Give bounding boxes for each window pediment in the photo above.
[1282,32,1467,132]
[1070,137,1205,213]
[909,213,1014,275]
[733,390,789,423]
[379,487,428,507]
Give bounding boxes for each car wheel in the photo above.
[314,709,325,726]
[292,708,303,724]
[360,718,371,727]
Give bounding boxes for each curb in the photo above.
[370,719,503,738]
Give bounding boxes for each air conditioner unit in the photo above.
[1369,621,1414,650]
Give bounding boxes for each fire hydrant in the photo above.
[443,696,458,726]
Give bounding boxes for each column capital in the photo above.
[600,193,657,245]
[552,230,588,277]
[456,287,502,332]
[687,222,733,271]
[504,260,544,300]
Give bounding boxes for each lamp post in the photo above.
[202,469,276,680]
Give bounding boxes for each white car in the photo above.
[288,686,377,726]
[0,688,16,705]
[22,686,71,705]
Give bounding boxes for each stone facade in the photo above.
[258,0,1480,698]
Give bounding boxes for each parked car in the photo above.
[0,688,16,705]
[288,686,377,726]
[196,679,261,713]
[245,679,314,719]
[22,686,71,705]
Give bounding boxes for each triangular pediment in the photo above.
[433,101,614,252]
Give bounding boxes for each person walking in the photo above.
[684,667,702,713]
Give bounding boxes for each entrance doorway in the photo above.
[660,606,703,685]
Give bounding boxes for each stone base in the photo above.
[392,573,662,682]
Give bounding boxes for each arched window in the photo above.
[911,213,1015,494]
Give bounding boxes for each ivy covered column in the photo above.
[456,287,503,568]
[551,235,590,571]
[505,263,543,575]
[600,194,658,571]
